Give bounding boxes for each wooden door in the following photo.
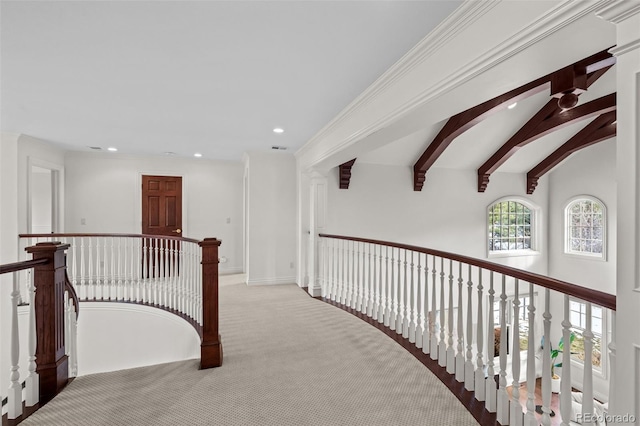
[142,175,182,277]
[142,175,182,236]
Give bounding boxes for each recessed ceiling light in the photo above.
[107,147,118,152]
[273,128,284,134]
[194,153,202,158]
[507,102,518,109]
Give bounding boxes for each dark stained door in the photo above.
[142,175,182,278]
[142,175,182,236]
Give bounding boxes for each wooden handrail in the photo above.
[0,258,49,275]
[319,233,616,311]
[19,233,201,244]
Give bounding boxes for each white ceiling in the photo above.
[1,0,462,161]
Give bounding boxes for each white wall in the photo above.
[76,304,200,376]
[244,151,297,285]
[326,163,549,273]
[547,140,617,294]
[64,152,244,274]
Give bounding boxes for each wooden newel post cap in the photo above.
[198,238,222,247]
[25,242,70,253]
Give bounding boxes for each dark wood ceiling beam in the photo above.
[412,78,549,191]
[526,111,616,194]
[412,48,614,192]
[339,159,356,189]
[478,83,615,192]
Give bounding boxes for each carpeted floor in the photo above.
[22,276,478,425]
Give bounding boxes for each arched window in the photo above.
[488,199,535,253]
[565,196,606,259]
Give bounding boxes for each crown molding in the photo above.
[295,1,497,160]
[297,0,614,169]
[595,0,640,23]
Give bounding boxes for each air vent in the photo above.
[88,146,102,150]
[271,146,287,150]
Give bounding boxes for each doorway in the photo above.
[141,175,183,278]
[141,175,183,237]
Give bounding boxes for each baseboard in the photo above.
[246,276,297,286]
[219,266,243,275]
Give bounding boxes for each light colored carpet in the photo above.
[22,276,478,425]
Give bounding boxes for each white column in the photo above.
[596,2,640,421]
[308,170,327,297]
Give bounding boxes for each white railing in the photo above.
[319,234,616,426]
[19,234,203,328]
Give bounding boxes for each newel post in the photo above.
[199,238,223,369]
[25,242,70,403]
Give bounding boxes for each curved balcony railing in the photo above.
[318,234,616,426]
[1,233,223,423]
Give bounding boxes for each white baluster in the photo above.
[364,244,374,317]
[8,282,22,419]
[395,249,403,332]
[408,251,416,342]
[415,253,423,348]
[372,245,379,320]
[541,289,552,426]
[474,267,484,399]
[497,275,510,425]
[525,283,536,426]
[117,237,123,301]
[456,261,465,381]
[86,237,93,302]
[421,254,429,354]
[430,256,438,361]
[384,246,390,327]
[582,302,595,426]
[25,276,39,407]
[377,245,384,323]
[607,312,616,416]
[438,257,447,366]
[70,301,78,377]
[318,238,324,298]
[447,259,455,374]
[330,239,336,302]
[560,295,572,426]
[465,264,475,391]
[103,237,109,300]
[510,279,523,426]
[485,271,496,412]
[74,237,80,295]
[402,250,410,339]
[354,242,362,312]
[110,237,116,301]
[389,247,396,331]
[350,241,356,309]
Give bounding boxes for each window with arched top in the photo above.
[488,199,536,254]
[565,196,606,259]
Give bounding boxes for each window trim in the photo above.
[563,195,607,261]
[487,196,541,258]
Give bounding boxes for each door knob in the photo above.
[172,229,182,234]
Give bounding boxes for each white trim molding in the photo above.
[246,276,297,286]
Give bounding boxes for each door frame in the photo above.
[27,156,64,234]
[136,171,187,236]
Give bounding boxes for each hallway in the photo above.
[21,276,477,425]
